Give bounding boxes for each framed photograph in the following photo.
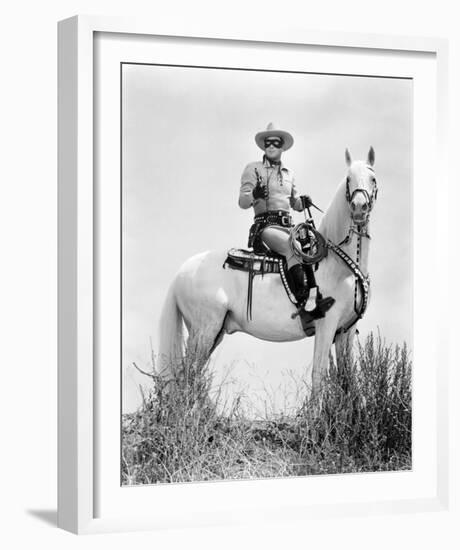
[58,16,449,534]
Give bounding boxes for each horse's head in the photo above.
[344,147,378,225]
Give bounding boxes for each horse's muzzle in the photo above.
[351,212,369,224]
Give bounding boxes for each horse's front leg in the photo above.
[333,327,357,393]
[311,313,339,396]
[334,327,357,374]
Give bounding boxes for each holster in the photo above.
[247,221,264,251]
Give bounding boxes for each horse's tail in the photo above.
[157,281,184,380]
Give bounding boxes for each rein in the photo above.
[338,223,371,246]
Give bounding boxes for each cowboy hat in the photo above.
[255,122,294,151]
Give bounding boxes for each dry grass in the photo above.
[122,333,411,485]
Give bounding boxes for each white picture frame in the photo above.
[58,15,450,535]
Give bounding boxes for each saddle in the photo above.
[224,247,297,302]
[223,219,335,335]
[223,248,321,336]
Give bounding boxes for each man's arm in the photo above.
[290,176,312,212]
[239,163,258,209]
[290,177,304,212]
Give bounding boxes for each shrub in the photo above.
[293,334,412,474]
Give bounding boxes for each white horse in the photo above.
[158,148,378,395]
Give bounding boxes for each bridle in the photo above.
[345,165,378,214]
[340,165,378,245]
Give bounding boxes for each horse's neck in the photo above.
[319,179,370,274]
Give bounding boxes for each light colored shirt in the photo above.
[238,157,304,215]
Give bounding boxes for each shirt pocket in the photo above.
[281,172,293,193]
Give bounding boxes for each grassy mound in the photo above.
[122,333,411,484]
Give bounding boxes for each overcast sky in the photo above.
[121,63,412,415]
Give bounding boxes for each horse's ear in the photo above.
[367,146,375,166]
[345,148,352,166]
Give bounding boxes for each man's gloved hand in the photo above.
[253,182,268,200]
[300,195,313,209]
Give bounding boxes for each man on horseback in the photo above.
[239,122,334,321]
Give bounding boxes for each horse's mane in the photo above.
[318,177,349,245]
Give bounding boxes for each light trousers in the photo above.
[260,225,300,269]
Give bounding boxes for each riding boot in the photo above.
[288,264,310,302]
[308,291,336,318]
[303,265,335,317]
[304,264,317,288]
[289,264,335,322]
[303,265,320,310]
[298,292,336,326]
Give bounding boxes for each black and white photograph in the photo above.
[2,0,456,543]
[121,62,413,485]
